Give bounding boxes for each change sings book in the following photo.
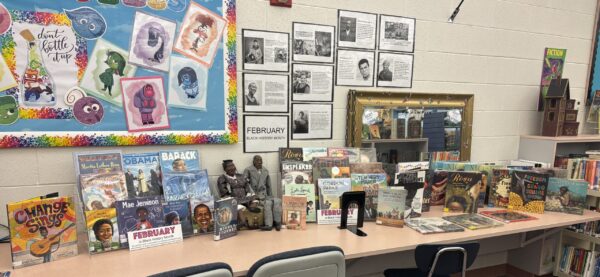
[376,187,407,227]
[7,196,78,269]
[281,161,313,193]
[159,150,201,174]
[490,169,511,207]
[85,208,120,254]
[351,173,387,221]
[545,178,587,215]
[163,169,211,202]
[163,199,194,237]
[509,171,549,214]
[79,172,128,211]
[317,178,351,224]
[442,213,504,230]
[479,210,537,223]
[405,217,464,234]
[214,197,238,240]
[444,171,482,214]
[123,153,162,198]
[115,196,165,248]
[190,197,215,235]
[284,183,316,222]
[282,195,307,230]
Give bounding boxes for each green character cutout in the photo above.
[98,51,126,96]
[0,95,19,125]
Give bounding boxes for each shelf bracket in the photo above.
[520,227,562,247]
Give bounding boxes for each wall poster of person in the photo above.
[378,14,415,53]
[242,73,289,113]
[335,49,375,87]
[291,63,334,102]
[338,10,377,50]
[292,22,335,63]
[376,52,413,88]
[242,29,289,72]
[291,103,333,140]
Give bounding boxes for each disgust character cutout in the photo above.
[73,96,104,125]
[0,95,18,125]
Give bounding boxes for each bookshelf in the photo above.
[554,229,600,276]
[518,135,600,164]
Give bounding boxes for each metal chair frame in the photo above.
[427,246,468,277]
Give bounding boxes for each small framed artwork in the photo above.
[128,11,177,72]
[337,10,377,50]
[376,52,414,88]
[291,103,333,140]
[242,73,289,113]
[120,76,170,132]
[378,14,415,53]
[242,29,289,72]
[167,55,208,110]
[292,22,335,63]
[291,63,334,102]
[243,115,290,153]
[335,49,375,87]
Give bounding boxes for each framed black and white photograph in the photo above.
[243,115,289,153]
[291,103,333,140]
[292,22,335,63]
[376,52,414,88]
[378,15,415,53]
[337,10,377,50]
[242,73,289,113]
[242,29,290,72]
[292,64,334,102]
[335,49,375,87]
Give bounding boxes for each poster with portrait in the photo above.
[292,63,333,102]
[242,73,289,113]
[335,49,374,87]
[292,22,335,64]
[378,15,415,53]
[291,103,332,140]
[128,11,177,73]
[120,76,170,132]
[337,10,377,50]
[174,1,227,67]
[376,52,413,88]
[242,29,289,72]
[243,115,289,153]
[167,55,208,110]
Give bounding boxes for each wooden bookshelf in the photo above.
[519,135,600,164]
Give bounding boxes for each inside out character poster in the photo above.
[128,11,177,72]
[168,55,208,110]
[120,76,170,132]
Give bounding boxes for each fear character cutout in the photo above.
[0,95,19,125]
[177,67,198,99]
[73,97,104,125]
[133,84,156,125]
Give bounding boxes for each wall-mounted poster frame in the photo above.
[291,103,333,140]
[242,73,289,113]
[242,29,290,72]
[587,3,600,105]
[243,114,289,153]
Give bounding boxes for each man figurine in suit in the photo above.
[244,155,282,231]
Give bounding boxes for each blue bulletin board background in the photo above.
[0,0,237,147]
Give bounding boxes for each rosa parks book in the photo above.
[7,196,78,269]
[509,171,549,214]
[351,173,387,221]
[115,196,164,248]
[85,208,120,254]
[444,171,483,214]
[123,152,162,198]
[214,197,237,240]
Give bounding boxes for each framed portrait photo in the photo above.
[337,10,377,50]
[243,115,289,153]
[291,63,334,102]
[335,49,375,87]
[291,103,333,140]
[378,14,415,53]
[292,22,335,63]
[242,29,290,72]
[242,73,289,113]
[376,52,414,88]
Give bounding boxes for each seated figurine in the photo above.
[243,155,282,231]
[217,159,262,229]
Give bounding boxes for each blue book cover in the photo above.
[159,150,201,174]
[123,153,162,198]
[213,197,237,241]
[545,177,587,215]
[74,151,123,176]
[115,196,164,248]
[163,169,211,202]
[163,199,194,237]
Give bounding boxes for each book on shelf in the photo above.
[79,171,129,211]
[545,178,587,215]
[509,171,549,214]
[190,196,215,235]
[281,161,313,195]
[115,196,165,248]
[444,171,482,214]
[429,170,448,206]
[558,246,600,277]
[317,178,352,224]
[328,147,361,163]
[282,195,307,230]
[85,208,120,254]
[279,148,304,168]
[159,150,201,174]
[489,169,511,208]
[442,213,504,230]
[350,162,385,174]
[122,153,162,198]
[351,173,387,221]
[163,199,194,237]
[162,169,211,202]
[302,147,328,162]
[478,210,536,223]
[213,197,238,241]
[284,183,316,222]
[405,217,465,234]
[376,187,407,227]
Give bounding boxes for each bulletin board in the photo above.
[0,0,237,148]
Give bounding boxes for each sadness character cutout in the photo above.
[99,51,126,96]
[177,67,198,99]
[133,22,168,67]
[65,7,107,40]
[133,84,156,125]
[0,95,18,125]
[73,97,104,125]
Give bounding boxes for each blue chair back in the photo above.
[247,246,345,277]
[148,262,233,277]
[415,242,479,276]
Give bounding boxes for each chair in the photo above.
[148,262,233,277]
[383,242,480,277]
[247,246,345,277]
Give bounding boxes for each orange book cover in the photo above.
[282,195,307,230]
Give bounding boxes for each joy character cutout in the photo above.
[99,51,126,96]
[133,84,156,125]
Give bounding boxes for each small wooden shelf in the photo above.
[361,138,428,144]
[562,229,600,245]
[521,135,600,143]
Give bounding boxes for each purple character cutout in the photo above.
[133,84,156,125]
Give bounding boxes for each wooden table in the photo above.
[2,207,600,276]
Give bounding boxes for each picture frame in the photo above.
[120,76,170,132]
[376,52,414,88]
[292,22,335,64]
[291,103,333,140]
[335,49,375,87]
[291,63,334,102]
[242,73,289,113]
[378,14,415,53]
[242,29,290,72]
[243,115,290,153]
[337,9,378,50]
[127,10,177,73]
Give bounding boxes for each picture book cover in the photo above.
[317,178,351,224]
[284,183,316,222]
[7,196,78,269]
[163,169,211,202]
[115,196,164,248]
[509,171,549,214]
[190,197,215,235]
[159,150,201,174]
[214,197,237,240]
[444,171,482,214]
[429,170,448,206]
[405,217,464,234]
[279,148,304,166]
[73,151,123,176]
[163,199,194,237]
[479,210,537,223]
[328,147,361,163]
[351,173,387,221]
[79,172,128,211]
[282,195,307,230]
[490,169,511,207]
[85,208,120,254]
[122,153,162,198]
[395,171,426,219]
[545,178,587,215]
[464,164,501,207]
[302,147,328,162]
[396,161,429,173]
[442,213,504,230]
[313,166,351,182]
[358,148,378,163]
[350,162,385,174]
[376,187,407,227]
[312,156,350,168]
[281,161,313,193]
